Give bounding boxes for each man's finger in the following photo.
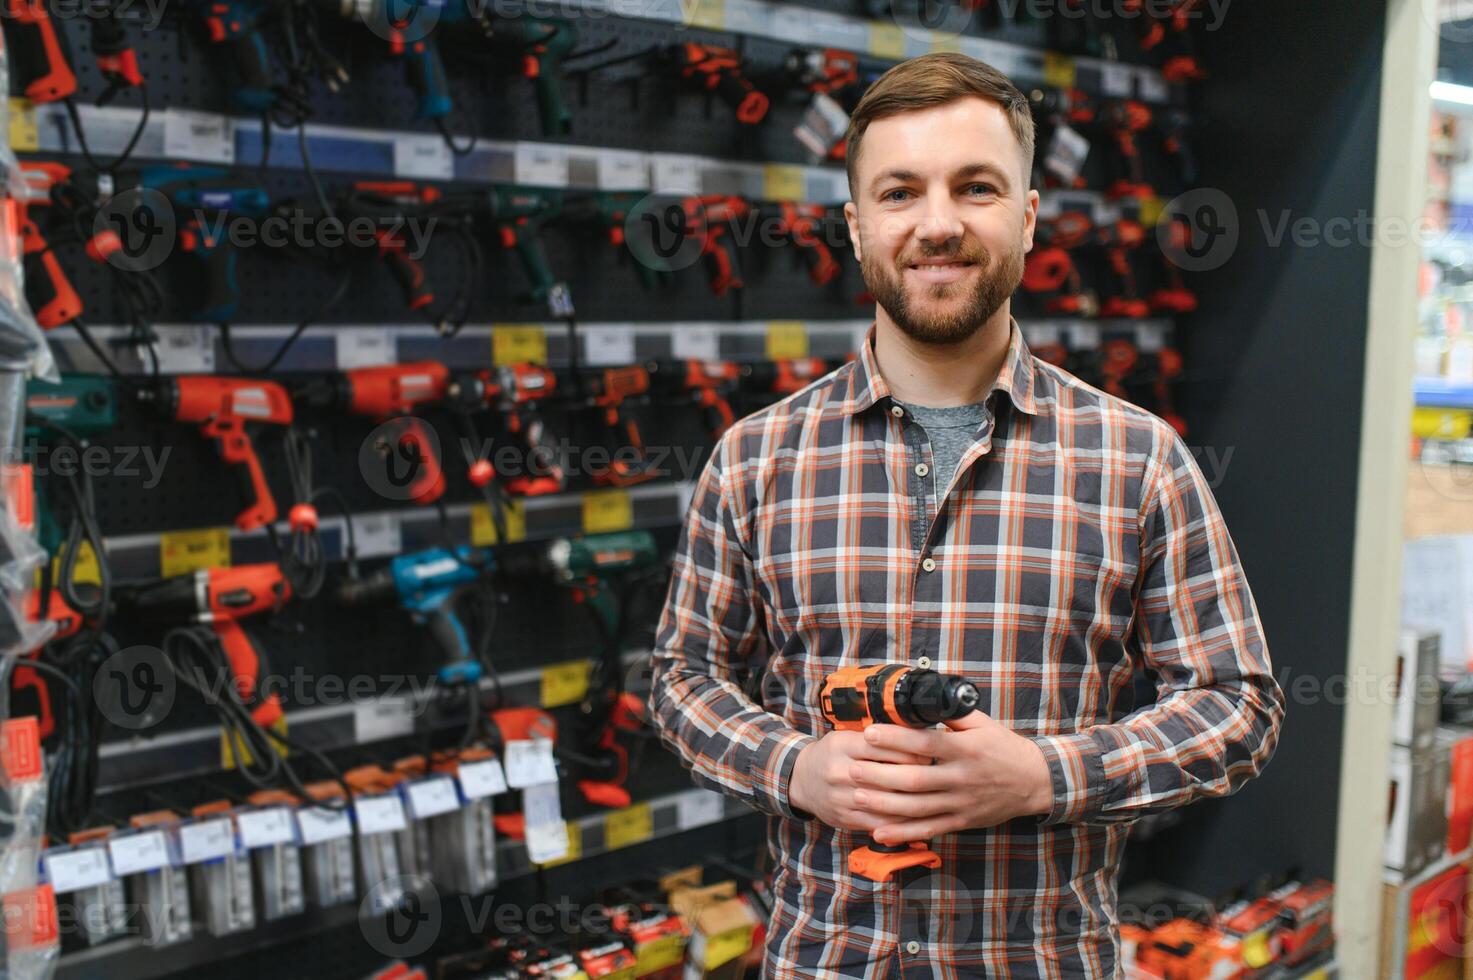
[849,760,954,793]
[871,816,966,845]
[852,743,934,766]
[853,788,960,819]
[864,723,951,758]
[943,710,991,732]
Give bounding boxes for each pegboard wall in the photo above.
[3,0,1223,975]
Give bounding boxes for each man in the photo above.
[648,52,1283,979]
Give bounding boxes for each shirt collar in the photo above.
[842,319,1040,417]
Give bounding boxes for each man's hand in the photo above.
[788,732,933,832]
[849,712,1055,844]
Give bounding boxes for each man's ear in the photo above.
[1022,188,1040,253]
[843,201,863,263]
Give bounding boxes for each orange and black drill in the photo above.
[818,664,980,881]
[140,376,294,531]
[121,563,291,728]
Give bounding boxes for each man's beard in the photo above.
[861,235,1026,345]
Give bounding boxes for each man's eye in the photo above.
[883,189,912,203]
[966,183,997,196]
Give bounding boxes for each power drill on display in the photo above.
[818,663,980,881]
[337,546,494,686]
[474,185,573,319]
[296,361,449,506]
[138,164,271,324]
[138,375,294,532]
[120,563,292,728]
[503,531,661,808]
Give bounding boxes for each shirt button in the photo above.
[921,557,936,572]
[905,941,921,955]
[917,656,932,669]
[890,405,905,418]
[914,462,929,477]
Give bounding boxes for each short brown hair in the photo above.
[844,52,1035,200]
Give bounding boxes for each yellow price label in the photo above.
[9,99,38,152]
[1043,52,1077,88]
[1138,195,1166,227]
[51,540,101,588]
[541,659,591,708]
[868,22,906,60]
[582,490,633,534]
[763,165,805,203]
[1414,406,1472,440]
[470,500,526,545]
[160,527,231,578]
[492,325,548,367]
[539,821,582,867]
[634,934,686,975]
[604,802,652,851]
[680,0,724,28]
[223,716,288,770]
[765,321,809,360]
[930,34,962,54]
[703,924,755,969]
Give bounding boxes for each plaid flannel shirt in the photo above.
[649,321,1284,979]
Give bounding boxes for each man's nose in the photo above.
[912,191,964,247]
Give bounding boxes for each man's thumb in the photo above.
[942,710,990,732]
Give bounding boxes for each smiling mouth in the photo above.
[905,260,977,283]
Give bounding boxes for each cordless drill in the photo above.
[483,15,577,137]
[504,531,661,808]
[139,376,294,531]
[582,365,657,488]
[337,546,493,685]
[121,563,291,728]
[139,165,271,324]
[449,364,563,496]
[297,361,449,505]
[15,162,126,329]
[818,664,980,881]
[477,186,573,319]
[662,43,769,125]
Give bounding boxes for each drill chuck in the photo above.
[820,664,981,731]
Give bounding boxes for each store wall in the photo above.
[1136,0,1390,898]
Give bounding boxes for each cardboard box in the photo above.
[669,883,758,980]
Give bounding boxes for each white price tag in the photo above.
[393,134,454,180]
[154,325,214,373]
[108,831,171,876]
[350,512,402,560]
[650,155,702,196]
[44,848,113,892]
[355,698,415,743]
[458,759,508,799]
[179,819,235,865]
[771,6,809,44]
[1136,325,1165,353]
[296,806,353,845]
[334,328,392,369]
[722,0,767,35]
[237,808,295,849]
[514,143,570,187]
[164,109,235,164]
[1044,125,1091,187]
[1100,62,1134,98]
[807,11,868,52]
[525,819,570,864]
[355,794,408,835]
[584,325,636,366]
[406,777,461,819]
[1027,323,1063,347]
[1138,71,1169,103]
[1067,322,1102,350]
[672,324,721,361]
[676,789,726,830]
[504,738,559,788]
[596,150,649,190]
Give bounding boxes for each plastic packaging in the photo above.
[0,718,60,979]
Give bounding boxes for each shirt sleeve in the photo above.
[647,430,817,820]
[1031,424,1286,826]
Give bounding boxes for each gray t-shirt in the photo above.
[896,399,990,490]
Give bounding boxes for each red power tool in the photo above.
[818,663,980,881]
[301,361,449,505]
[124,563,291,728]
[450,364,564,496]
[663,43,769,125]
[142,377,294,532]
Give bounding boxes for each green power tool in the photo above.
[24,376,118,555]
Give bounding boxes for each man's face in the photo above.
[843,97,1039,345]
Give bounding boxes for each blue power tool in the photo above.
[338,546,493,684]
